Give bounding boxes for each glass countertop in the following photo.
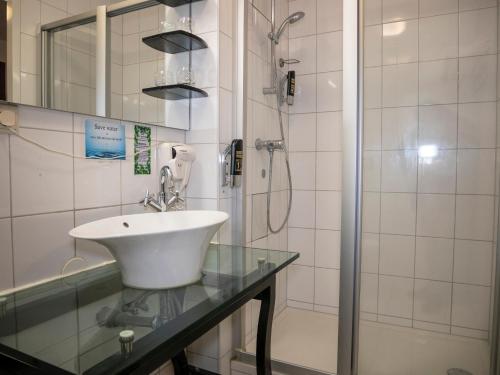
[0,244,298,374]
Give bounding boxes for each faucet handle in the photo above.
[166,191,184,209]
[142,189,151,206]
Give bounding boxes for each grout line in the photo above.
[450,6,462,330]
[375,2,384,320]
[366,99,500,111]
[411,8,420,327]
[311,5,319,309]
[363,191,497,196]
[368,5,499,28]
[364,52,499,69]
[486,5,500,342]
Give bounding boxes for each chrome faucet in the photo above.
[142,166,184,212]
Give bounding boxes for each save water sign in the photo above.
[85,119,126,160]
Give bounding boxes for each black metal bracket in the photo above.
[254,281,276,375]
[172,350,190,375]
[170,276,276,375]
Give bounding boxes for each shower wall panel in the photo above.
[361,0,498,339]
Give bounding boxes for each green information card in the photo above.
[134,125,151,175]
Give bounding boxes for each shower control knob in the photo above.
[255,138,285,152]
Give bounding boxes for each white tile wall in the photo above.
[0,135,11,218]
[419,59,458,105]
[5,1,234,373]
[419,0,458,17]
[0,219,13,290]
[287,264,314,304]
[458,102,496,148]
[282,0,344,315]
[383,20,418,65]
[414,279,452,324]
[452,284,491,331]
[378,275,414,318]
[361,0,498,338]
[1,99,235,374]
[244,0,292,349]
[379,234,415,277]
[382,107,418,150]
[0,105,187,292]
[12,211,75,286]
[415,237,454,282]
[11,128,74,216]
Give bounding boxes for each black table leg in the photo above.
[254,276,276,375]
[172,349,190,375]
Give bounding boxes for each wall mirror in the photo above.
[2,0,210,130]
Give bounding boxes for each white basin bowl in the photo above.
[69,210,229,289]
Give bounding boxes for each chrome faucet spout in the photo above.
[143,165,183,212]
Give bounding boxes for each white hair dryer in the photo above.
[157,143,196,194]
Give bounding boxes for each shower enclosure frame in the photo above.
[337,0,363,374]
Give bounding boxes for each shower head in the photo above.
[287,11,306,24]
[271,11,305,44]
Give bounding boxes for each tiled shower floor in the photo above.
[246,307,490,375]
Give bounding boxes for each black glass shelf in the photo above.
[155,0,203,7]
[143,84,208,100]
[142,30,208,54]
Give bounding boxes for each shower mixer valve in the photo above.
[255,138,285,153]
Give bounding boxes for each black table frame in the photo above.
[171,275,275,375]
[0,273,277,375]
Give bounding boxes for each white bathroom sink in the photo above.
[69,210,229,289]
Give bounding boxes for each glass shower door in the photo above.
[355,0,499,374]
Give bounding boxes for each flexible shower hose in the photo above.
[265,54,293,234]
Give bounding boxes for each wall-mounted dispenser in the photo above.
[277,70,296,107]
[286,70,295,105]
[221,139,243,188]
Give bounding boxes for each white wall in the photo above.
[242,0,343,346]
[361,0,498,339]
[0,105,185,292]
[243,0,290,347]
[285,0,343,315]
[0,0,238,373]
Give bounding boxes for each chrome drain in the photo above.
[447,369,473,375]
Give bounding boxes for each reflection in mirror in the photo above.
[51,23,97,115]
[6,0,206,130]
